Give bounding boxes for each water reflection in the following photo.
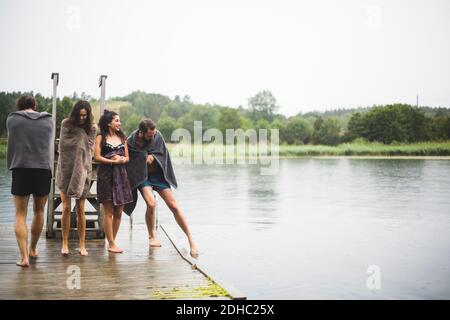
[1,158,450,299]
[246,164,278,229]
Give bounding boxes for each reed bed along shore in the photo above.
[1,141,450,160]
[163,141,450,158]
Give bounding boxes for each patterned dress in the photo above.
[97,142,133,206]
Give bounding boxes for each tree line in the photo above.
[1,90,450,145]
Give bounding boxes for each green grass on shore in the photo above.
[165,140,450,157]
[0,143,6,159]
[1,140,450,159]
[276,141,450,157]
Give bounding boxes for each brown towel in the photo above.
[56,119,96,198]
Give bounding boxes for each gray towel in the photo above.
[124,130,177,215]
[6,111,53,170]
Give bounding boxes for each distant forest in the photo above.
[1,90,450,145]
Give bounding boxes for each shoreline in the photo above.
[2,141,450,160]
[277,155,450,160]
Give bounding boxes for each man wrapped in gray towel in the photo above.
[7,95,53,267]
[124,119,199,257]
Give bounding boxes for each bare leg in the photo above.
[112,205,123,240]
[76,199,88,256]
[139,187,161,247]
[14,195,30,267]
[60,192,71,255]
[102,201,123,253]
[157,188,199,257]
[29,195,46,258]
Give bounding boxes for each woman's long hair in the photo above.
[68,100,93,135]
[98,109,126,147]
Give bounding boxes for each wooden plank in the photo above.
[0,223,231,300]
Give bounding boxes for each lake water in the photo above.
[1,158,450,299]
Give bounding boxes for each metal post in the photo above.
[50,73,59,175]
[46,72,59,238]
[98,75,108,234]
[99,75,107,115]
[155,192,158,230]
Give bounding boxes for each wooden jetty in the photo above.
[0,222,245,300]
[0,72,246,300]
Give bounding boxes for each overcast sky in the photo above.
[1,0,449,116]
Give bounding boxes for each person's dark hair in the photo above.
[138,118,156,134]
[17,95,37,111]
[98,109,126,146]
[68,100,93,134]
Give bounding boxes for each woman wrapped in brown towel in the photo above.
[56,100,96,256]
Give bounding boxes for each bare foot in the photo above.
[190,244,199,258]
[61,245,69,256]
[29,247,39,259]
[149,237,162,247]
[16,258,29,268]
[79,248,89,256]
[107,245,124,253]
